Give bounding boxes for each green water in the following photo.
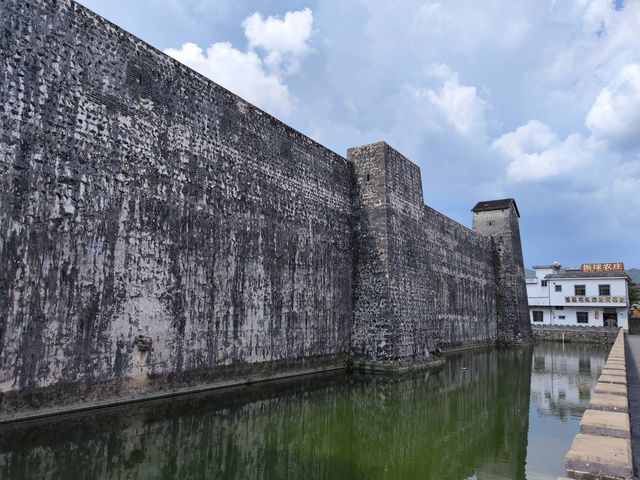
[0,342,607,480]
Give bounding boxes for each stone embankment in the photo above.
[532,325,619,344]
[558,329,633,480]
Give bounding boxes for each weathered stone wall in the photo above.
[0,0,354,410]
[0,0,532,417]
[350,143,499,362]
[472,205,531,345]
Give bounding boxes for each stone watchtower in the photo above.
[348,142,531,367]
[471,199,531,345]
[348,142,424,363]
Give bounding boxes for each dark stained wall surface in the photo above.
[472,203,532,345]
[350,143,498,362]
[0,0,354,407]
[0,0,530,417]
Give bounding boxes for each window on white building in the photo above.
[599,284,610,296]
[532,311,544,322]
[541,280,548,287]
[558,315,566,319]
[577,312,589,324]
[575,285,586,296]
[555,306,564,310]
[555,285,562,292]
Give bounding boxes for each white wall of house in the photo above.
[527,265,630,329]
[529,305,628,328]
[548,278,628,306]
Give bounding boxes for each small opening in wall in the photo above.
[488,221,492,226]
[138,74,143,85]
[366,174,370,182]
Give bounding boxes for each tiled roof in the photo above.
[546,271,630,280]
[471,198,520,217]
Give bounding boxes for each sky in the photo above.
[79,0,640,269]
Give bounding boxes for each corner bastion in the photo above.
[0,0,530,419]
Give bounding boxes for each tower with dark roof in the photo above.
[472,199,531,345]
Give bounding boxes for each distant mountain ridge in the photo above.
[628,268,640,284]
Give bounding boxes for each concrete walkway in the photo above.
[625,334,640,479]
[560,330,633,479]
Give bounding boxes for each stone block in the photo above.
[601,368,626,375]
[595,382,627,396]
[598,374,627,385]
[605,362,625,369]
[565,434,632,480]
[580,410,630,439]
[588,393,628,413]
[602,366,626,373]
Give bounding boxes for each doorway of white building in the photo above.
[603,309,618,328]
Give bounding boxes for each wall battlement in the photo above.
[0,0,530,419]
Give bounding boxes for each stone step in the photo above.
[580,409,631,439]
[605,358,625,365]
[595,382,628,397]
[602,365,627,373]
[605,363,626,370]
[565,433,633,480]
[589,393,629,413]
[599,374,627,385]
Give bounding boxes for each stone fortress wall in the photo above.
[349,144,504,363]
[0,0,530,418]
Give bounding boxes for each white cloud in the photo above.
[243,8,313,56]
[492,120,559,159]
[242,8,313,74]
[423,72,488,139]
[586,63,640,148]
[494,61,640,183]
[603,160,640,210]
[164,8,315,117]
[492,119,615,184]
[533,0,640,119]
[500,129,596,182]
[581,0,615,34]
[423,63,453,79]
[165,42,294,116]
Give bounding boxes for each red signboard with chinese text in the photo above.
[581,262,625,272]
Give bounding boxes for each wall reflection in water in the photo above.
[0,343,606,480]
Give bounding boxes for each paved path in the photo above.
[625,334,640,479]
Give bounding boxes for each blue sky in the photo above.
[79,0,640,269]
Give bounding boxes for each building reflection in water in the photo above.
[530,342,606,419]
[0,343,606,480]
[524,342,608,480]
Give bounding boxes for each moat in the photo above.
[0,342,607,480]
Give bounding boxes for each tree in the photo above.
[630,284,640,305]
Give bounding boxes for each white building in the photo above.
[526,262,630,329]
